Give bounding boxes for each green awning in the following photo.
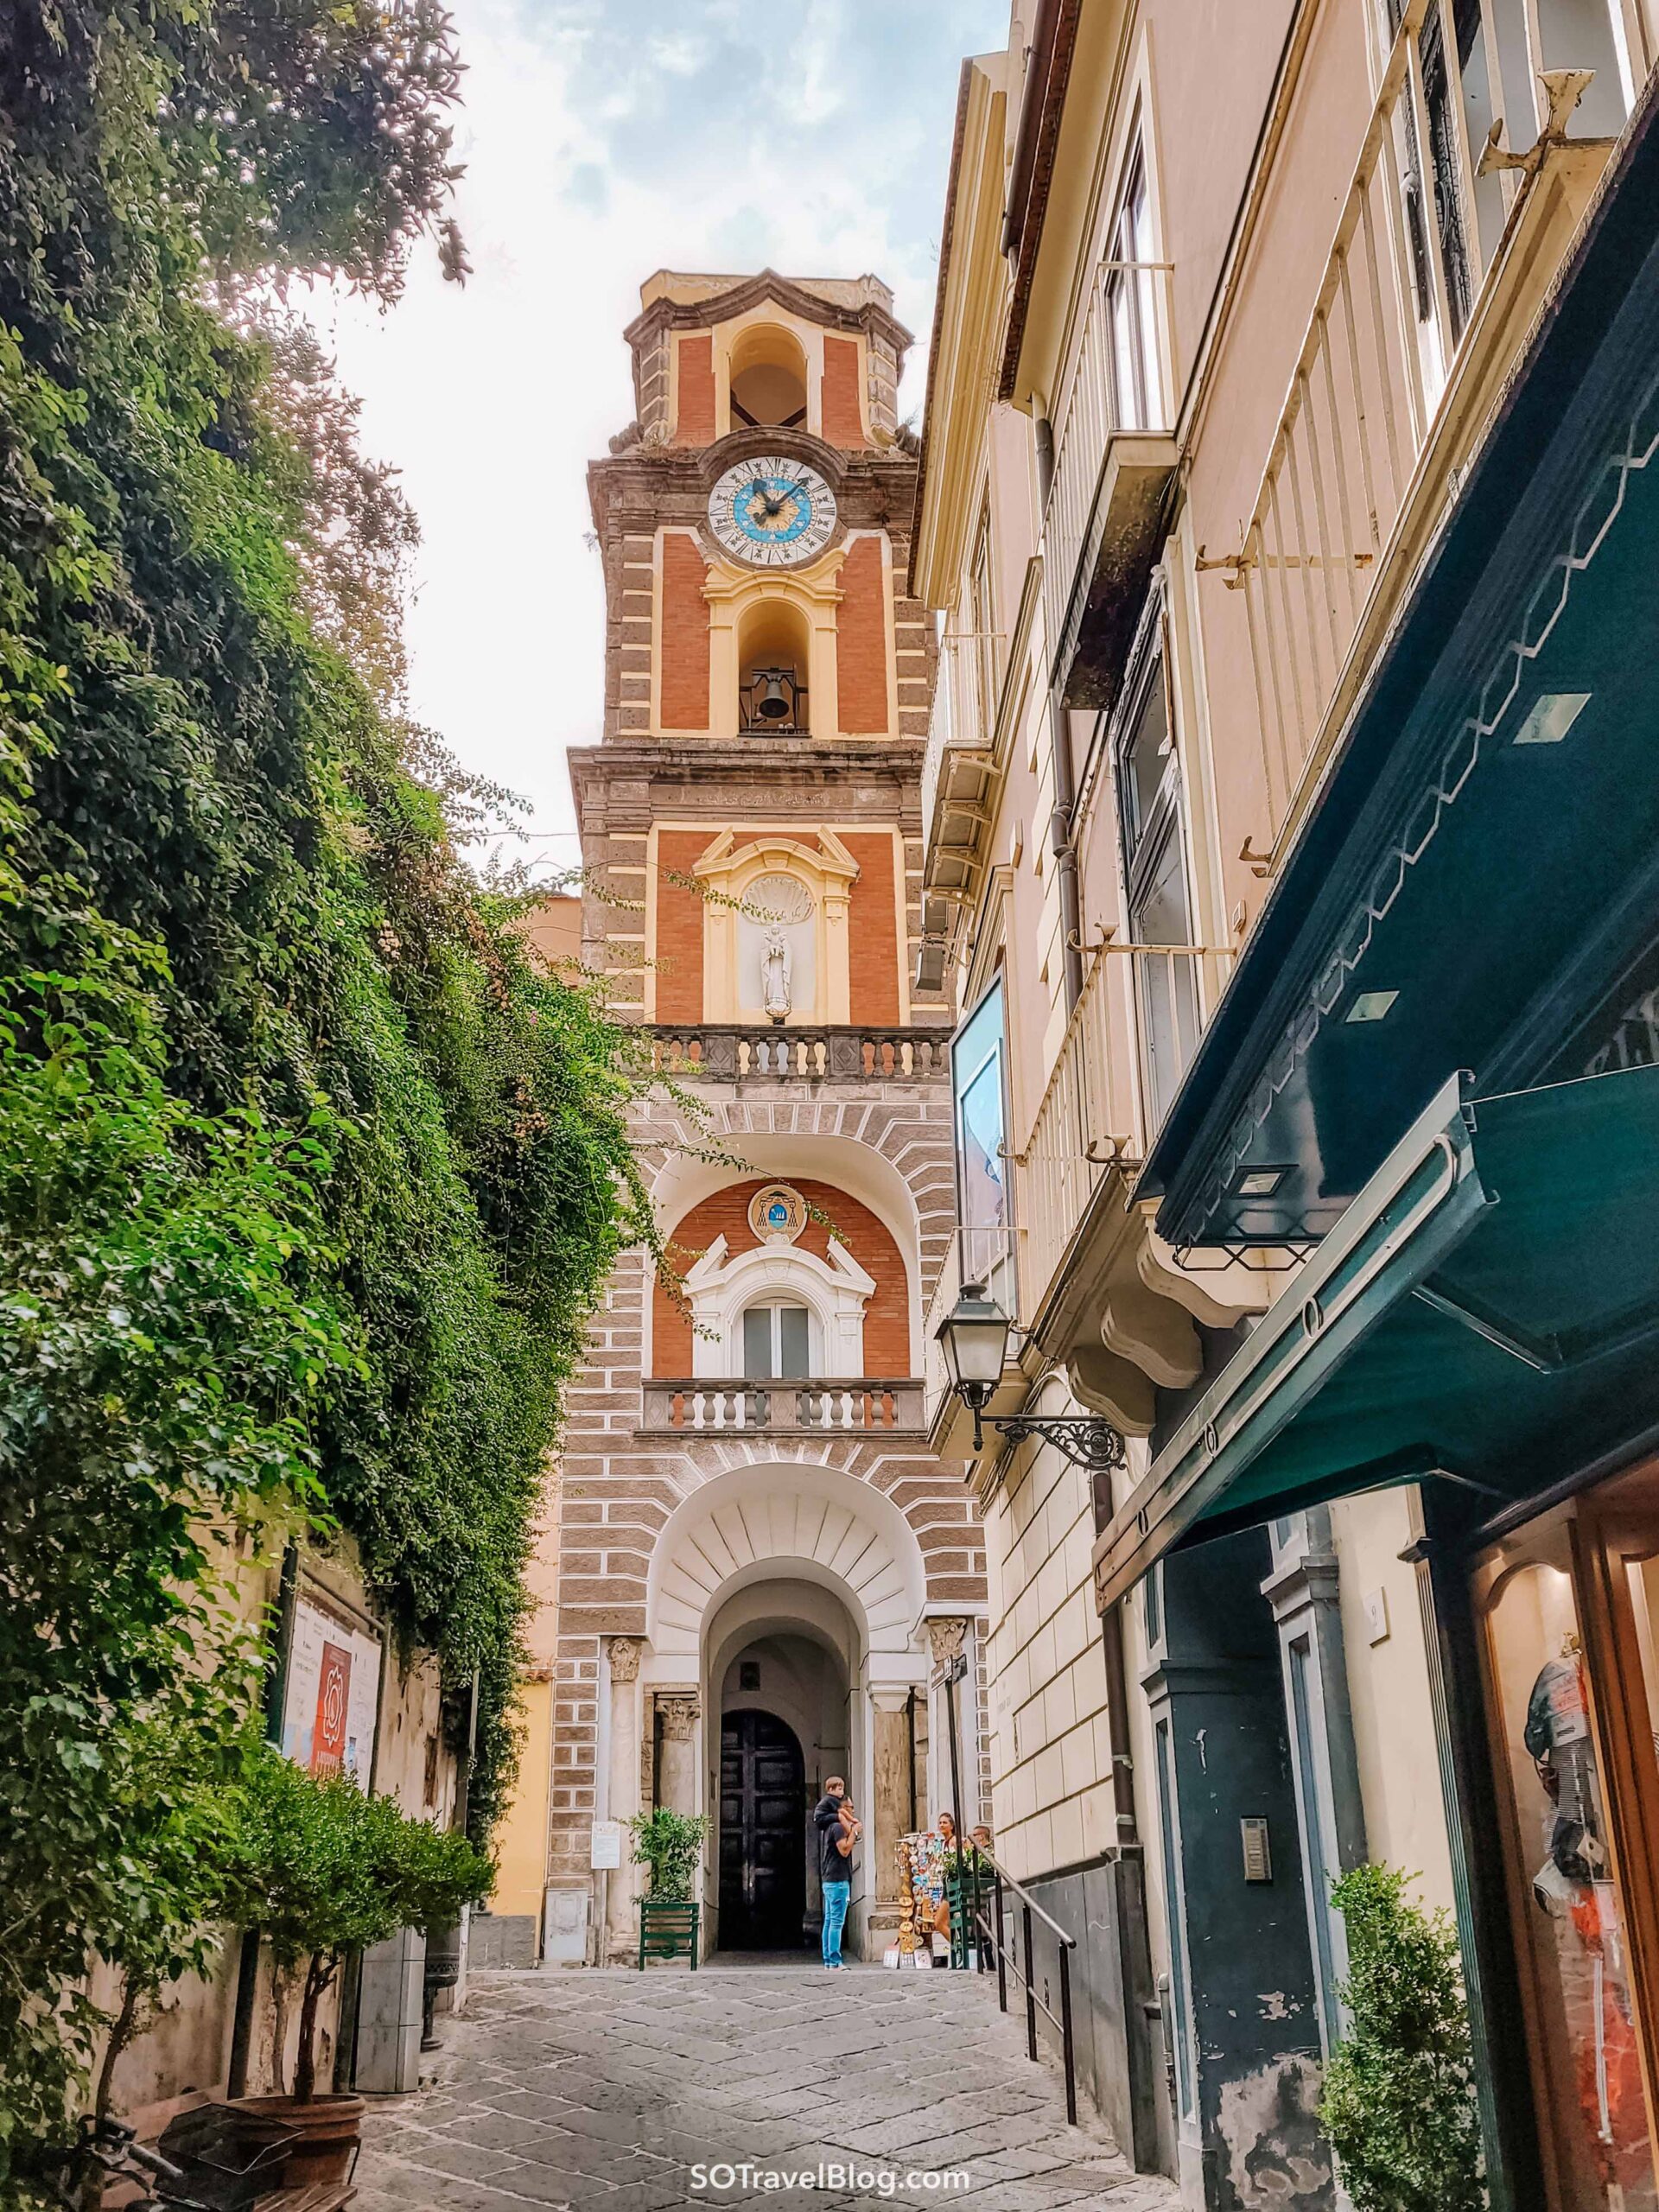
[1094,1062,1659,1611]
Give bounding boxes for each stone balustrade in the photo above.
[642,1025,949,1082]
[640,1378,927,1434]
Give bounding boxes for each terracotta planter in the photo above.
[223,2092,365,2190]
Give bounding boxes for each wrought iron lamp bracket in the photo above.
[986,1412,1126,1472]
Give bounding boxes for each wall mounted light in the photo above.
[936,1286,1125,1472]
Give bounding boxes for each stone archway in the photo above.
[637,1463,932,1961]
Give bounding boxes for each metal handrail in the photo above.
[954,1851,1080,2126]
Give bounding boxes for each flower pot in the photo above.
[222,2092,365,2190]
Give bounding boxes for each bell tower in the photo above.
[543,271,987,1968]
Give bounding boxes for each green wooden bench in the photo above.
[637,1897,700,1969]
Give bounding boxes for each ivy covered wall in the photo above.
[0,0,642,2171]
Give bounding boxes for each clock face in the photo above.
[708,456,836,567]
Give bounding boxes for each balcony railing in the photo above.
[1014,950,1124,1327]
[1227,0,1619,852]
[641,1379,926,1433]
[644,1025,950,1081]
[1040,256,1176,699]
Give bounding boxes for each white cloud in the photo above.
[308,0,1004,873]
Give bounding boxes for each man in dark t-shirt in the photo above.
[813,1777,860,1968]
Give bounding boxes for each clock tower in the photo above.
[531,270,988,1969]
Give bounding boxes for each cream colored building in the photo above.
[915,3,1659,2205]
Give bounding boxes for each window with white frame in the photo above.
[968,503,998,746]
[1114,591,1199,1136]
[740,1298,815,1379]
[1105,146,1160,433]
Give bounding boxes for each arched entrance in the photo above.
[718,1708,805,1948]
[641,1462,950,1962]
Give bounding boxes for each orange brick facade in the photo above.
[674,334,716,445]
[842,833,901,1027]
[658,534,709,731]
[835,537,889,734]
[652,1178,910,1376]
[652,829,709,1022]
[821,335,865,448]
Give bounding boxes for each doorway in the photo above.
[718,1709,806,1949]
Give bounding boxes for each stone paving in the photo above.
[354,1961,1179,2212]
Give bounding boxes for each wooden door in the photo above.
[718,1709,805,1949]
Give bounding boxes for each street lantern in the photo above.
[937,1281,1126,1472]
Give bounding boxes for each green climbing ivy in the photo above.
[0,0,648,2180]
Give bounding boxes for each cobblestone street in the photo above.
[354,1965,1179,2212]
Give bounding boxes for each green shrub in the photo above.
[629,1809,709,1903]
[1319,1865,1484,2212]
[221,1747,494,2103]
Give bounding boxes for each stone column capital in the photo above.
[868,1686,913,1714]
[607,1636,644,1684]
[658,1694,700,1740]
[926,1617,969,1667]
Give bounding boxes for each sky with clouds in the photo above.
[308,0,1007,874]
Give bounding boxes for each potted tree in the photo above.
[220,1746,490,2187]
[628,1808,708,1968]
[1319,1864,1484,2212]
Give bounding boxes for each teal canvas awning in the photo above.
[1094,1062,1659,1611]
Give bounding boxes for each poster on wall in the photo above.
[281,1591,383,1782]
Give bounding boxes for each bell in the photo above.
[753,667,794,721]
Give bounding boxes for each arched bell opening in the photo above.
[728,323,809,430]
[737,598,810,736]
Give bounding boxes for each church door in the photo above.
[719,1709,806,1949]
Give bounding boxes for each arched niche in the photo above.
[645,1134,924,1375]
[736,596,811,736]
[693,830,857,1028]
[728,323,809,430]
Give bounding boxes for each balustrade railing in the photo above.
[644,1025,950,1082]
[641,1378,926,1434]
[1040,256,1175,687]
[1227,0,1603,844]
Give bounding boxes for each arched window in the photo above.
[737,598,810,735]
[728,325,808,429]
[740,1298,816,1379]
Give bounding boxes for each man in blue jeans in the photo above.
[813,1777,860,1967]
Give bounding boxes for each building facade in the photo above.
[916,4,1659,2209]
[502,271,991,1968]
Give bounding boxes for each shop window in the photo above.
[728,325,809,430]
[1476,1507,1659,2205]
[740,1299,814,1380]
[737,598,810,735]
[1114,594,1200,1137]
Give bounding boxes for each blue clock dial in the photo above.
[731,474,815,546]
[709,455,836,567]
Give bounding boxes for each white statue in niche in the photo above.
[761,925,792,1022]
